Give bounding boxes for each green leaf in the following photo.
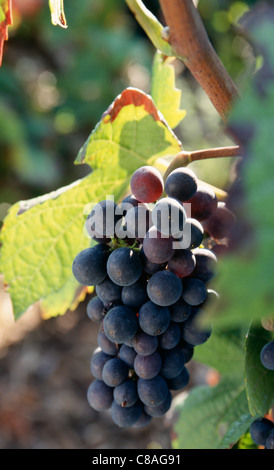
[245,322,274,417]
[151,52,186,129]
[172,377,255,449]
[0,88,181,319]
[193,327,245,377]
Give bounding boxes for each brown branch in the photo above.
[158,0,240,121]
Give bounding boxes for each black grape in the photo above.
[160,346,185,379]
[133,331,158,356]
[147,270,183,307]
[168,248,196,277]
[177,217,204,250]
[165,167,198,201]
[143,225,175,264]
[140,248,167,275]
[191,248,218,283]
[86,296,104,323]
[132,410,152,428]
[90,347,114,380]
[130,166,164,203]
[260,340,274,370]
[87,379,113,411]
[111,400,143,428]
[97,329,119,356]
[107,247,142,286]
[151,197,186,238]
[124,205,153,240]
[167,367,190,391]
[181,308,212,346]
[72,244,109,286]
[134,351,162,379]
[95,277,122,306]
[137,375,169,407]
[158,322,181,350]
[102,357,129,387]
[185,185,217,221]
[103,305,139,344]
[113,379,138,408]
[203,202,236,240]
[182,278,207,306]
[88,199,121,238]
[144,390,172,417]
[121,278,149,309]
[170,298,192,323]
[118,344,137,368]
[138,301,170,336]
[249,418,274,446]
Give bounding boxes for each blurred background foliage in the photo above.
[0,0,259,212]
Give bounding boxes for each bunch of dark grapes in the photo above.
[72,164,233,429]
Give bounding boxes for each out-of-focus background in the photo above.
[0,0,256,449]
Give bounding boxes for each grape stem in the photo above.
[163,145,240,201]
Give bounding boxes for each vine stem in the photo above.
[158,0,239,121]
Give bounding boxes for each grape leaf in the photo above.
[0,0,12,66]
[193,327,245,377]
[172,377,256,449]
[245,322,274,417]
[151,52,186,129]
[205,7,274,330]
[0,88,181,319]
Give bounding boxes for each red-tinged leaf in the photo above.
[0,0,12,66]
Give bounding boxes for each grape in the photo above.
[95,277,122,306]
[182,278,207,306]
[134,351,162,379]
[144,390,172,417]
[87,379,113,411]
[88,199,121,238]
[118,344,137,368]
[158,322,181,350]
[180,342,194,363]
[165,167,198,201]
[111,400,143,428]
[160,346,185,379]
[86,296,104,323]
[107,247,142,286]
[260,340,274,370]
[147,270,183,307]
[265,429,274,449]
[72,244,109,286]
[170,298,192,323]
[140,248,167,275]
[124,204,153,240]
[132,410,152,428]
[137,375,169,407]
[138,301,170,336]
[113,379,138,408]
[249,418,274,446]
[185,185,217,221]
[168,248,196,277]
[191,248,218,283]
[203,202,236,240]
[133,331,158,356]
[130,166,164,203]
[143,226,174,264]
[85,213,111,244]
[103,305,139,344]
[97,329,119,356]
[182,308,212,346]
[120,194,142,211]
[121,278,149,309]
[167,366,190,390]
[178,218,204,249]
[151,197,186,237]
[102,357,129,387]
[211,243,228,257]
[90,347,114,380]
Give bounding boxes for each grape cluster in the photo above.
[72,164,230,429]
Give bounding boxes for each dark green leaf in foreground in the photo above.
[245,322,274,417]
[172,377,256,449]
[0,88,181,319]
